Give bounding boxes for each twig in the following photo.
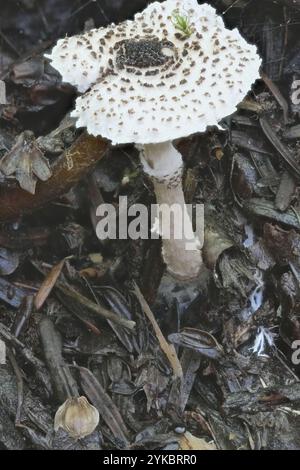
[0,28,20,57]
[13,295,34,338]
[133,282,183,378]
[57,283,136,330]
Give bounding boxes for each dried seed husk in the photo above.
[54,396,99,439]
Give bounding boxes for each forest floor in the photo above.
[1,0,300,450]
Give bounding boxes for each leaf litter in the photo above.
[0,0,300,451]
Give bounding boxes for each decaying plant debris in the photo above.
[1,0,300,451]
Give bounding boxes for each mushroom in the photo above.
[45,0,261,280]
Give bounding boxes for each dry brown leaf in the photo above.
[34,258,66,310]
[0,131,52,194]
[133,282,183,378]
[179,431,216,451]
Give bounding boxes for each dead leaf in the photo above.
[35,258,66,310]
[0,131,52,194]
[179,431,216,450]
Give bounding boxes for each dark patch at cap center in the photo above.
[115,38,176,70]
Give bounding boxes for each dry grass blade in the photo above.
[80,367,129,448]
[133,282,183,379]
[34,258,66,310]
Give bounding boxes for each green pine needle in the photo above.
[171,9,194,38]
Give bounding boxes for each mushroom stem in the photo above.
[140,142,202,280]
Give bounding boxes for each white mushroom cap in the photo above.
[46,0,261,145]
